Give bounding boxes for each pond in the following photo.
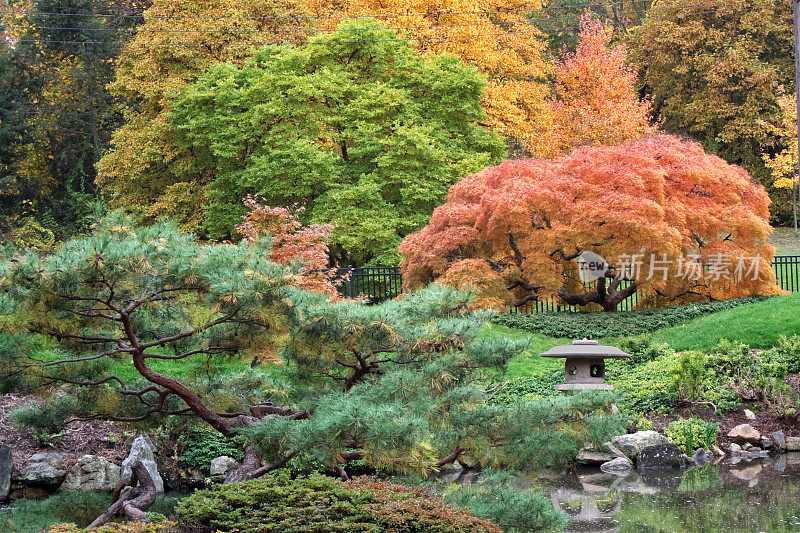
[435,454,800,532]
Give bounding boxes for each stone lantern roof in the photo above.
[540,339,630,359]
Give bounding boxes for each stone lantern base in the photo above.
[555,383,614,392]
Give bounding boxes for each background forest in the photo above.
[0,0,793,265]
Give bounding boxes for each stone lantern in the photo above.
[540,339,630,392]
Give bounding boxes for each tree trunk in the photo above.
[88,460,157,528]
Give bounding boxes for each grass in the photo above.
[649,292,800,351]
[771,227,800,256]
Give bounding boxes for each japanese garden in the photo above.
[0,0,799,531]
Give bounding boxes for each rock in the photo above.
[761,438,773,450]
[743,409,756,420]
[60,455,120,492]
[0,445,10,501]
[711,445,726,457]
[772,431,786,451]
[603,442,630,460]
[611,431,669,462]
[610,404,620,415]
[121,436,163,494]
[727,424,761,445]
[17,453,69,487]
[742,443,754,452]
[785,437,800,452]
[729,442,742,454]
[692,448,710,467]
[637,443,687,469]
[576,449,615,465]
[209,456,239,481]
[600,457,633,475]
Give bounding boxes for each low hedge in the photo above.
[492,297,769,338]
[175,472,502,533]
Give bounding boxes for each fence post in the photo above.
[348,265,354,299]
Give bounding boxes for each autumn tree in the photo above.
[0,213,626,491]
[627,0,793,212]
[238,197,338,297]
[761,93,799,235]
[400,135,781,312]
[95,0,310,232]
[303,0,553,155]
[0,0,143,236]
[548,15,656,155]
[170,20,506,264]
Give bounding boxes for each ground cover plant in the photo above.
[175,473,504,533]
[492,297,769,339]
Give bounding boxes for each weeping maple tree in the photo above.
[400,135,781,311]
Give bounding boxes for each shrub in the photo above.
[8,394,78,435]
[177,426,246,473]
[766,335,800,374]
[666,418,720,454]
[13,218,55,252]
[46,522,174,533]
[492,297,769,338]
[176,472,501,532]
[489,368,562,405]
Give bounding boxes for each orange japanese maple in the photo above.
[548,15,657,155]
[400,135,781,311]
[238,197,338,297]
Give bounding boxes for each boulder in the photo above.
[772,431,786,452]
[0,445,10,501]
[637,443,687,469]
[60,455,120,492]
[711,445,726,457]
[691,448,711,467]
[785,436,800,452]
[760,438,773,450]
[209,456,239,482]
[121,436,163,494]
[743,409,756,420]
[729,442,742,454]
[600,457,632,475]
[727,424,761,445]
[611,431,669,462]
[17,452,69,487]
[576,448,615,465]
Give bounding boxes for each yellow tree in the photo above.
[762,93,799,236]
[96,0,310,232]
[302,0,553,155]
[548,15,656,154]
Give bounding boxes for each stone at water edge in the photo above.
[611,431,669,462]
[711,445,726,457]
[576,447,615,465]
[761,438,773,450]
[729,443,742,454]
[60,455,120,492]
[743,409,756,420]
[121,436,164,494]
[600,457,632,475]
[637,443,688,469]
[772,431,786,452]
[17,452,69,488]
[691,448,710,467]
[727,424,761,445]
[0,445,10,501]
[785,437,800,452]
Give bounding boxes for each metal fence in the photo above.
[335,256,800,309]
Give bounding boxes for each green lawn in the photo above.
[649,292,800,351]
[491,292,800,379]
[771,227,800,256]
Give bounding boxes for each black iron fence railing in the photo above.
[332,256,800,311]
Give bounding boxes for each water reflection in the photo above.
[436,454,800,532]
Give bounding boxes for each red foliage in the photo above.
[548,15,657,154]
[238,197,338,297]
[399,135,782,311]
[344,477,501,533]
